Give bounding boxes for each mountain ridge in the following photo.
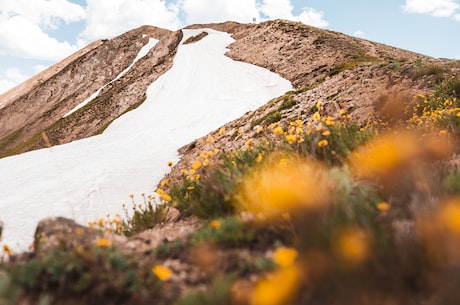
[1,20,456,158]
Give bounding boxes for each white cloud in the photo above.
[259,0,328,28]
[0,0,85,28]
[180,0,260,25]
[78,0,182,43]
[33,64,48,74]
[0,0,84,61]
[259,0,293,19]
[296,7,329,28]
[455,13,460,20]
[353,30,365,37]
[0,67,30,94]
[0,15,79,61]
[402,0,459,17]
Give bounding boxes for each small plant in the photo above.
[121,194,171,236]
[191,217,255,246]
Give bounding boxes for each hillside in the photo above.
[1,20,460,305]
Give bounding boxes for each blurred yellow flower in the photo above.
[439,201,460,234]
[206,134,214,143]
[237,156,330,218]
[251,266,300,305]
[273,247,298,267]
[322,130,331,137]
[256,153,263,162]
[192,160,202,170]
[273,127,284,135]
[377,202,390,212]
[95,238,111,247]
[209,220,221,229]
[152,265,173,281]
[245,138,254,150]
[285,134,297,144]
[2,244,12,257]
[167,161,173,167]
[313,112,320,121]
[317,139,328,148]
[339,109,348,115]
[349,132,419,178]
[336,228,370,264]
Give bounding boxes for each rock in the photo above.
[34,217,127,254]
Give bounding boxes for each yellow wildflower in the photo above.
[209,220,221,229]
[167,161,173,167]
[206,134,214,143]
[2,244,12,257]
[273,247,298,267]
[251,266,300,305]
[316,101,323,109]
[323,116,335,126]
[192,160,202,170]
[95,238,111,247]
[336,228,370,264]
[152,265,173,281]
[439,202,460,234]
[256,126,263,134]
[322,130,331,137]
[256,153,263,162]
[273,126,284,135]
[218,127,226,135]
[161,193,172,202]
[317,139,328,148]
[339,109,348,115]
[245,138,254,150]
[285,134,297,144]
[377,202,390,212]
[160,179,170,187]
[313,111,320,121]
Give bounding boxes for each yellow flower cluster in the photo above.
[88,213,124,234]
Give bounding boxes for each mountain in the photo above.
[0,20,452,158]
[1,20,459,305]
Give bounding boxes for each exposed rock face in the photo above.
[0,26,182,157]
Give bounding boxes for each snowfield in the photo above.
[0,29,292,252]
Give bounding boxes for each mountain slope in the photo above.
[1,20,460,305]
[0,28,291,252]
[0,26,181,157]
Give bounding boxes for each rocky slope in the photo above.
[0,26,182,157]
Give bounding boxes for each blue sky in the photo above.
[0,0,459,94]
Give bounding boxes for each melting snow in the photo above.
[0,29,292,252]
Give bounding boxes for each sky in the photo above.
[0,0,459,94]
